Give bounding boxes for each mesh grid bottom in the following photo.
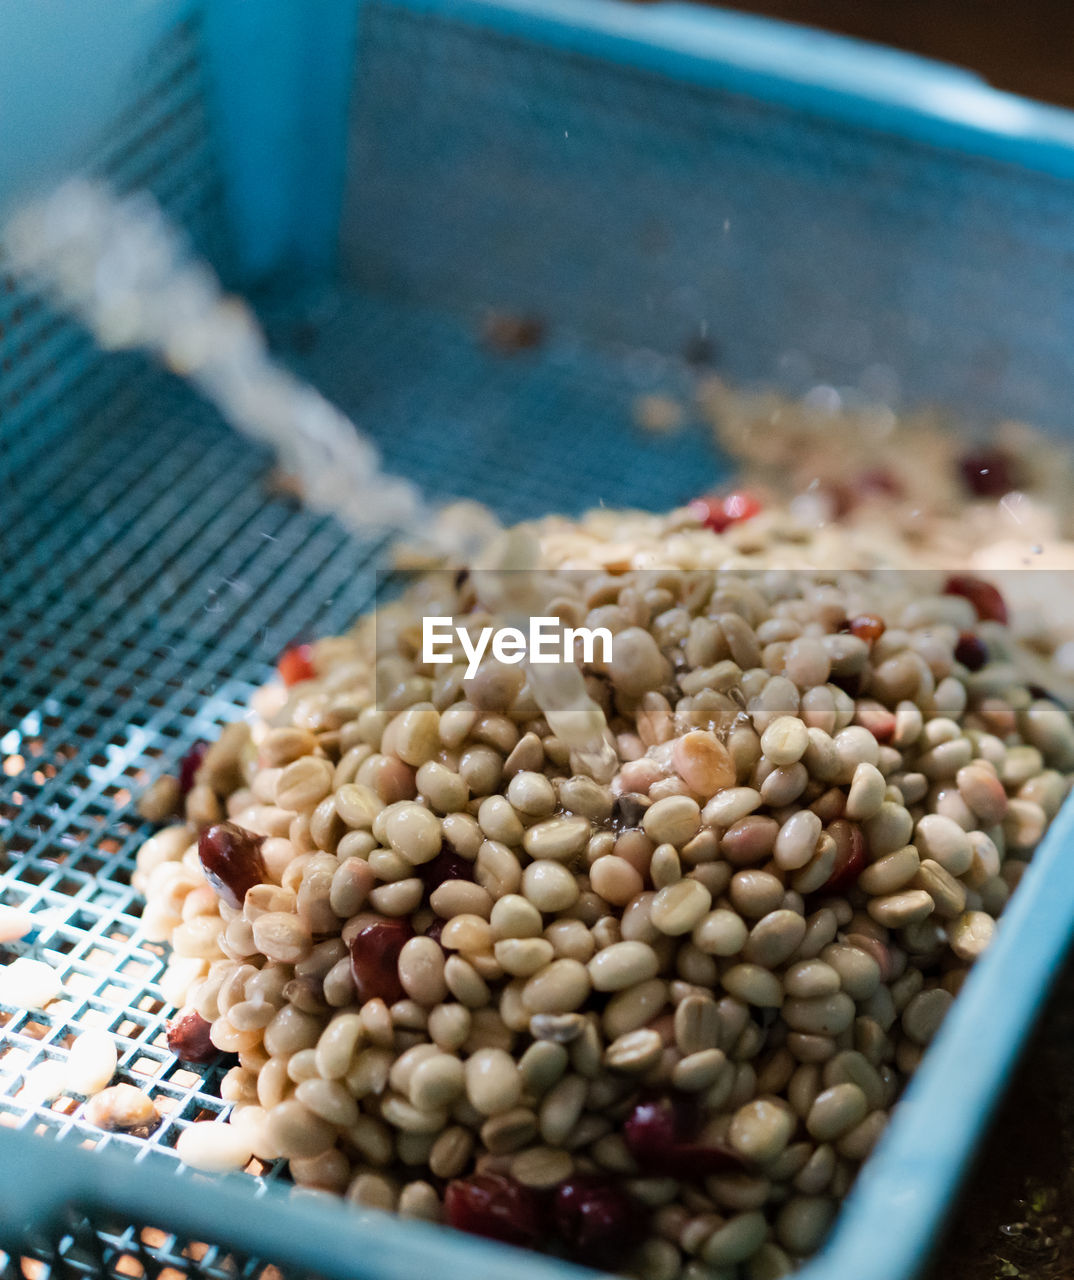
[0,362,386,1275]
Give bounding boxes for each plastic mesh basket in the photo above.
[5,4,1074,1280]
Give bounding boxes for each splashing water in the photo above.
[4,179,615,776]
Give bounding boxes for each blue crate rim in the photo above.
[383,0,1074,184]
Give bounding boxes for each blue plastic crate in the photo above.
[1,3,1074,1279]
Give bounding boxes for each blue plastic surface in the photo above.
[0,0,193,218]
[2,2,1074,1280]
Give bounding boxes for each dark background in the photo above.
[670,0,1074,109]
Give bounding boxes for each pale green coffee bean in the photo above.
[557,774,614,822]
[494,937,555,977]
[722,964,782,1008]
[479,1108,538,1155]
[546,919,597,961]
[857,845,920,896]
[820,943,881,1000]
[464,1048,522,1116]
[602,979,668,1039]
[522,860,579,913]
[643,796,702,847]
[955,763,1008,825]
[863,802,914,856]
[330,858,375,918]
[774,810,821,871]
[427,1125,473,1179]
[590,855,644,906]
[743,910,806,969]
[567,1017,603,1079]
[836,1110,887,1162]
[652,879,712,935]
[721,816,779,865]
[1019,769,1068,819]
[693,909,749,957]
[315,1013,364,1080]
[675,994,721,1055]
[892,700,924,748]
[443,956,490,1008]
[588,940,660,991]
[749,1242,795,1280]
[797,908,838,961]
[672,1049,729,1093]
[914,814,972,876]
[428,1003,471,1052]
[415,761,468,814]
[650,843,683,890]
[803,728,842,783]
[476,795,523,846]
[334,783,384,830]
[522,815,592,862]
[800,685,836,733]
[537,1073,587,1146]
[718,613,763,670]
[832,727,880,783]
[609,626,668,695]
[783,992,855,1036]
[409,1053,466,1111]
[912,859,967,919]
[792,1142,836,1195]
[604,1027,664,1073]
[295,1077,360,1128]
[490,894,543,940]
[844,762,886,822]
[519,1040,568,1095]
[381,1093,449,1134]
[760,762,808,807]
[383,804,442,868]
[867,889,934,928]
[947,910,996,961]
[918,736,974,780]
[386,703,440,766]
[822,1051,884,1110]
[761,716,809,766]
[701,1210,769,1267]
[790,838,836,894]
[369,877,423,916]
[430,879,492,921]
[251,912,311,964]
[398,936,449,1007]
[730,870,785,920]
[776,1195,836,1256]
[440,913,494,954]
[1000,744,1045,789]
[275,756,334,812]
[901,988,954,1045]
[729,1098,795,1165]
[511,1145,574,1188]
[522,960,591,1014]
[784,961,841,999]
[1004,798,1046,851]
[506,770,556,817]
[806,1083,869,1141]
[267,1100,336,1159]
[703,787,763,828]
